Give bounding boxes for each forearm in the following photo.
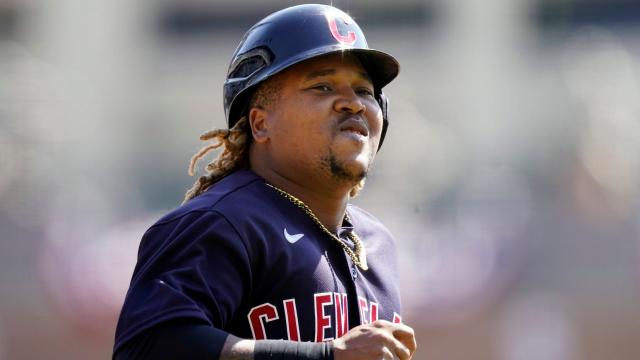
[114,320,415,359]
[113,321,229,360]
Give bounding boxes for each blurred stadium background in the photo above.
[2,0,640,358]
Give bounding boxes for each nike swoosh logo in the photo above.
[284,228,304,244]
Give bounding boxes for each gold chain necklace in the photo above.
[266,183,368,271]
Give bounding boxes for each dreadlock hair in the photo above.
[183,116,250,203]
[183,79,281,203]
[183,78,365,203]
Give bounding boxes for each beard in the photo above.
[322,152,369,184]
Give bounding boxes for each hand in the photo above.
[331,320,417,360]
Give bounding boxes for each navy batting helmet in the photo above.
[223,4,400,148]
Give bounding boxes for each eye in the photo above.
[310,84,333,92]
[356,87,374,97]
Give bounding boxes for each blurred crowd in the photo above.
[1,0,639,359]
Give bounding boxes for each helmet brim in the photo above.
[348,48,400,90]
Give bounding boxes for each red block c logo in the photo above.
[327,13,357,45]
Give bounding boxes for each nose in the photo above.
[333,88,366,114]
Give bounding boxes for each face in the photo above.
[250,53,384,186]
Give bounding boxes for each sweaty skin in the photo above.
[249,54,383,233]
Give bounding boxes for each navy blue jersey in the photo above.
[114,170,401,353]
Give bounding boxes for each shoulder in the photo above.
[155,170,265,225]
[346,203,393,240]
[147,170,273,231]
[346,203,398,257]
[347,204,401,287]
[137,170,267,256]
[137,170,287,255]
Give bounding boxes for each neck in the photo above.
[250,156,352,233]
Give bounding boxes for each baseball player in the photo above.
[113,4,416,359]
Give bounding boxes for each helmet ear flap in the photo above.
[227,48,273,80]
[376,90,389,151]
[225,48,274,127]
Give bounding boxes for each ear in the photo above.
[248,106,270,143]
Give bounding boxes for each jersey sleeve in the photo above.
[114,210,253,353]
[113,320,229,360]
